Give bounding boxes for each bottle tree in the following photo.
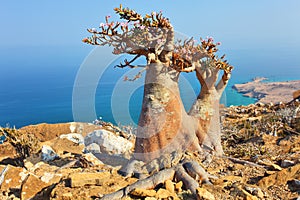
[83,5,233,163]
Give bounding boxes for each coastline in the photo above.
[233,77,300,104]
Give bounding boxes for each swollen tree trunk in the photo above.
[189,89,223,156]
[134,62,201,162]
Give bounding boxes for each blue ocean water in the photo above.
[0,46,299,128]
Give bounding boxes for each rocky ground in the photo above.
[0,100,300,200]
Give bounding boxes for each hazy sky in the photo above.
[1,0,300,50]
[0,1,300,127]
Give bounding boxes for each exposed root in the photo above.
[225,156,266,168]
[100,168,176,200]
[175,165,199,198]
[103,154,214,200]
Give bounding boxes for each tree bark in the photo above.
[189,89,224,156]
[134,62,201,162]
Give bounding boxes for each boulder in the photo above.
[21,173,61,200]
[85,143,101,154]
[41,145,58,162]
[0,165,26,192]
[0,142,18,162]
[50,137,85,155]
[69,171,110,187]
[84,130,133,155]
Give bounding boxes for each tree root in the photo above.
[101,157,213,200]
[226,156,265,168]
[100,168,175,200]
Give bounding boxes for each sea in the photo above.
[0,46,299,128]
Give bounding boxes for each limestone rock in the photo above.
[197,188,215,200]
[0,165,26,192]
[50,137,85,155]
[85,143,101,154]
[59,133,84,145]
[41,145,58,161]
[0,142,18,162]
[175,181,183,192]
[165,179,175,193]
[82,152,104,166]
[84,130,133,155]
[69,171,110,187]
[130,188,156,197]
[21,174,52,200]
[258,164,300,188]
[156,188,178,199]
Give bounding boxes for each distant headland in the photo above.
[233,77,300,104]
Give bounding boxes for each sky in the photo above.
[1,1,300,127]
[1,0,300,50]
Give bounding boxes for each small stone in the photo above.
[245,186,264,199]
[165,180,175,193]
[156,188,174,199]
[281,160,295,168]
[130,188,156,197]
[175,181,183,192]
[197,188,215,200]
[145,197,157,200]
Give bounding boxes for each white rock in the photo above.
[84,130,133,155]
[59,133,84,145]
[85,143,101,154]
[41,145,58,161]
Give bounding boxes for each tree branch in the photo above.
[115,55,142,68]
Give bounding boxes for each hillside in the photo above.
[0,100,300,200]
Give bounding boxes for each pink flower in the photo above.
[106,15,111,18]
[100,23,105,27]
[140,25,145,30]
[91,28,97,33]
[216,42,221,45]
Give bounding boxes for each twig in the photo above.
[225,156,266,168]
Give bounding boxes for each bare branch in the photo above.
[115,55,141,69]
